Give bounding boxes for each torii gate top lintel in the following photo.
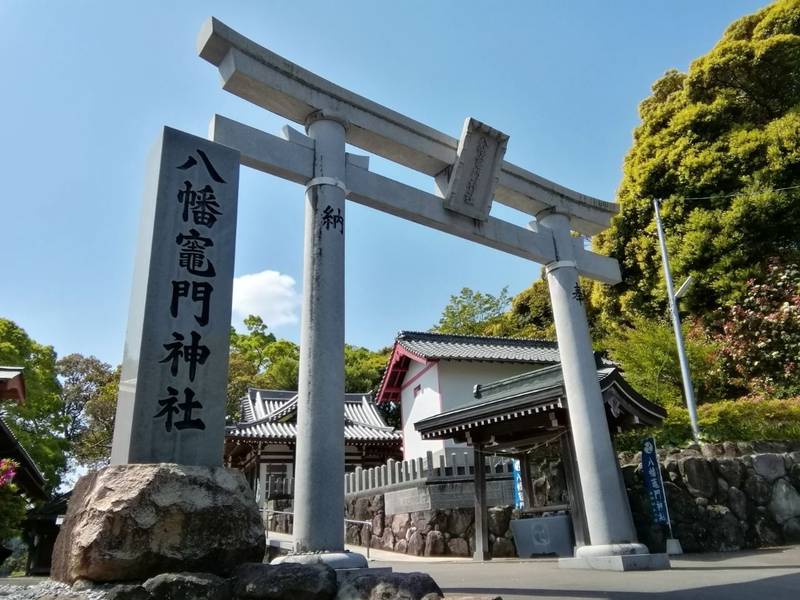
[198,17,617,238]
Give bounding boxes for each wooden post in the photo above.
[519,453,533,509]
[561,430,590,548]
[473,444,490,561]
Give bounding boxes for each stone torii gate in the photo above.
[198,17,662,570]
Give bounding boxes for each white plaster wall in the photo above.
[400,360,444,460]
[437,361,546,412]
[435,361,543,450]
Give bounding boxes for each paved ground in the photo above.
[370,545,800,599]
[2,545,798,598]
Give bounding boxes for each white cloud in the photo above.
[232,270,300,329]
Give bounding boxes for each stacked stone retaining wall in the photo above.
[622,441,800,553]
[344,493,517,558]
[337,441,800,558]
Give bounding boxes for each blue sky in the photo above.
[1,0,769,366]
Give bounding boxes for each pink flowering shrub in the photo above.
[718,260,800,396]
[0,459,26,543]
[0,459,18,488]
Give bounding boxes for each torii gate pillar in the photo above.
[282,110,367,567]
[539,211,664,569]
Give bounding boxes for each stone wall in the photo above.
[621,441,800,553]
[344,493,517,558]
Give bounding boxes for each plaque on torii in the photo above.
[197,17,655,567]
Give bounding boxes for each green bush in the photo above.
[0,485,27,543]
[615,397,800,451]
[602,317,731,408]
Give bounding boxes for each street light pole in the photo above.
[653,199,701,442]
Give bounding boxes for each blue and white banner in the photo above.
[642,437,669,524]
[512,459,524,509]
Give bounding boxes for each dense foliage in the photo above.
[226,315,389,422]
[0,319,66,489]
[716,260,800,395]
[0,460,26,543]
[615,398,800,451]
[593,0,800,327]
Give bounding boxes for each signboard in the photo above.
[110,127,240,467]
[642,436,669,524]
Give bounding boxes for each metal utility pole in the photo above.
[653,199,701,442]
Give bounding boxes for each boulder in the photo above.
[379,527,395,551]
[491,537,516,558]
[371,513,384,538]
[727,486,748,521]
[706,506,744,551]
[142,572,229,600]
[346,524,362,546]
[233,562,337,600]
[72,581,150,600]
[391,514,411,539]
[407,531,426,556]
[679,457,716,498]
[752,454,786,482]
[789,464,800,489]
[768,478,800,524]
[716,459,745,488]
[753,517,783,546]
[51,464,265,584]
[446,509,473,537]
[336,572,443,600]
[395,540,408,554]
[447,537,470,557]
[782,517,800,543]
[424,531,446,556]
[353,497,371,521]
[487,507,512,537]
[744,474,771,506]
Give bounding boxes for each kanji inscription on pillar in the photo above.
[110,127,240,466]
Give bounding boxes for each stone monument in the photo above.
[52,127,265,584]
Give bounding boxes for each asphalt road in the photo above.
[2,546,798,599]
[373,546,800,599]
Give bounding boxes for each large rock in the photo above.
[727,486,748,521]
[142,572,229,600]
[752,454,786,482]
[336,572,442,600]
[717,459,745,489]
[487,507,512,537]
[424,530,446,556]
[744,474,771,506]
[491,537,516,558]
[407,532,426,556]
[446,509,473,537]
[447,537,470,557]
[51,464,265,584]
[679,457,716,498]
[706,505,744,551]
[391,514,411,539]
[353,497,371,521]
[233,562,337,600]
[769,478,800,524]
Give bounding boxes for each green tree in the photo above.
[0,319,66,490]
[431,287,511,336]
[603,317,731,408]
[344,345,390,393]
[594,0,800,327]
[72,367,120,468]
[56,354,115,457]
[227,316,389,422]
